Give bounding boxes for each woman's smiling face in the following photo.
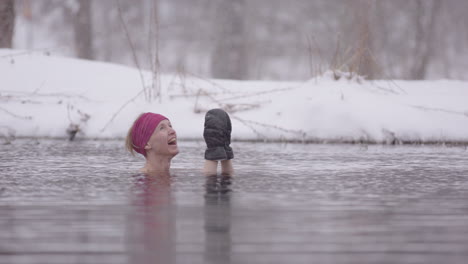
[145,119,179,157]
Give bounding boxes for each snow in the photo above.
[1,49,468,144]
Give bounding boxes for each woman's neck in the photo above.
[141,154,172,175]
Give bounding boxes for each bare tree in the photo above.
[411,0,442,80]
[10,0,468,81]
[0,0,15,48]
[74,0,94,59]
[210,0,248,80]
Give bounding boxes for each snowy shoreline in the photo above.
[1,49,468,144]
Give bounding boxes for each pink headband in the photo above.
[131,113,168,156]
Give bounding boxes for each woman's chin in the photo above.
[169,146,179,156]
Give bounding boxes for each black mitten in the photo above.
[204,108,234,160]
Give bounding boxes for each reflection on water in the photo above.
[128,173,175,264]
[1,139,468,264]
[204,175,232,264]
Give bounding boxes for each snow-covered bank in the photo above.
[1,49,468,144]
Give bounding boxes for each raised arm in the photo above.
[203,109,234,176]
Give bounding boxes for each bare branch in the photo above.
[100,89,146,132]
[0,106,32,120]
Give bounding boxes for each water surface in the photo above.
[1,140,468,264]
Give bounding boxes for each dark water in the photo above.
[1,139,468,264]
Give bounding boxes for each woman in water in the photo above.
[125,108,234,175]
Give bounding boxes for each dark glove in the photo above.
[203,108,234,160]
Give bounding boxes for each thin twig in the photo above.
[306,35,314,78]
[219,86,296,101]
[67,103,73,123]
[366,48,406,94]
[232,115,305,137]
[199,88,225,106]
[153,0,162,102]
[0,125,16,144]
[330,33,341,70]
[311,35,324,76]
[1,90,94,101]
[409,104,468,117]
[193,89,202,113]
[0,95,42,104]
[117,1,147,99]
[231,116,265,139]
[0,48,56,59]
[100,89,146,132]
[166,73,178,93]
[176,63,188,94]
[186,72,231,93]
[0,106,32,120]
[223,103,261,113]
[147,0,155,100]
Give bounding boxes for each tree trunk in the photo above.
[210,0,248,80]
[411,0,441,80]
[0,0,15,48]
[74,0,94,60]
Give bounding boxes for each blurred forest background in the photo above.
[1,0,467,81]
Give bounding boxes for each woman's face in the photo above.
[145,119,179,157]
